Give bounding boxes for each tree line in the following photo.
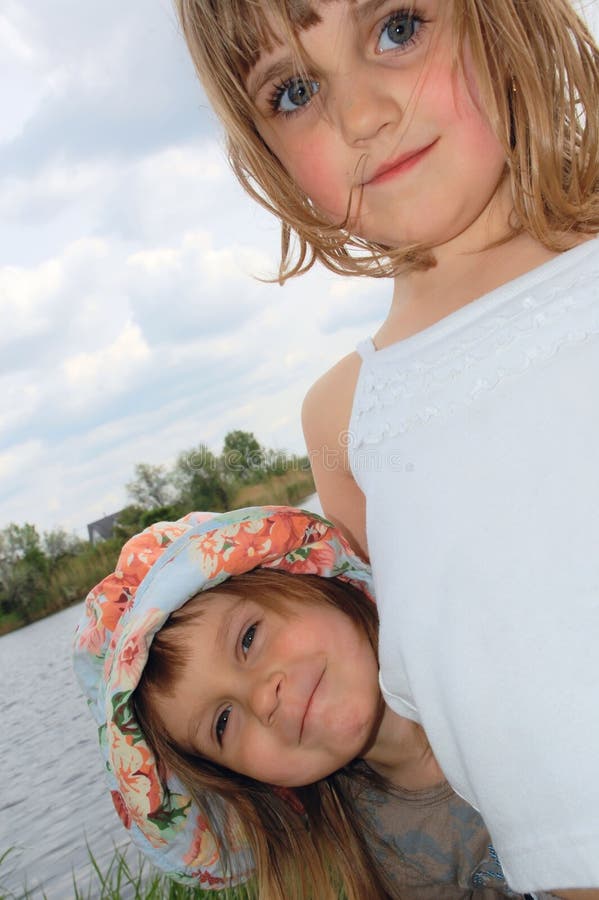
[0,431,314,634]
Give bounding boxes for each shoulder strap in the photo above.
[355,338,376,361]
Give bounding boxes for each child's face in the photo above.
[153,587,381,787]
[248,0,508,249]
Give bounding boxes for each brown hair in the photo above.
[134,568,400,900]
[175,0,599,281]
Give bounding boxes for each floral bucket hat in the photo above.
[73,505,373,889]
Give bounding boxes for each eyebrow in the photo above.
[215,596,245,652]
[249,57,297,101]
[248,0,397,99]
[187,701,209,750]
[353,0,395,25]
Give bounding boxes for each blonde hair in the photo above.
[176,0,599,281]
[134,568,400,900]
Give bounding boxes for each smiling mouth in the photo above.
[299,668,325,743]
[366,140,438,186]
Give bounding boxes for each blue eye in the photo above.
[216,706,231,745]
[378,11,422,52]
[241,623,257,654]
[273,76,320,114]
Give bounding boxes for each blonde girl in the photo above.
[173,1,599,897]
[74,507,537,900]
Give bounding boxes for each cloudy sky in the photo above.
[2,1,598,537]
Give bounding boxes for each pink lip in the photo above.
[367,139,438,186]
[299,668,325,743]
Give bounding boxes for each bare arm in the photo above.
[302,352,368,558]
[552,891,599,899]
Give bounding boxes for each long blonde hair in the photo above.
[134,568,400,900]
[176,0,599,280]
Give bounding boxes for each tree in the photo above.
[0,523,41,562]
[126,463,174,509]
[173,444,230,511]
[222,430,265,482]
[42,528,84,562]
[113,504,184,542]
[0,522,42,593]
[0,524,48,622]
[113,505,147,542]
[139,505,183,530]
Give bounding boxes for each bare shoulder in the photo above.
[302,351,362,442]
[302,351,368,557]
[552,891,599,899]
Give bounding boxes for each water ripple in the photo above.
[0,604,129,899]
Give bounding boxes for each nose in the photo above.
[248,671,282,726]
[331,69,401,146]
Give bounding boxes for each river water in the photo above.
[0,602,130,899]
[0,496,322,899]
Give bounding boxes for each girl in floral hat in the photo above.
[74,506,553,900]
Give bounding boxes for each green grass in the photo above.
[0,846,255,900]
[0,612,23,636]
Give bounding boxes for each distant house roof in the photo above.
[87,512,121,544]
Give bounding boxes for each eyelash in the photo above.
[241,622,257,654]
[377,8,426,55]
[269,77,319,119]
[266,7,426,119]
[215,706,231,745]
[215,622,259,746]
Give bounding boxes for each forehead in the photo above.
[213,0,332,77]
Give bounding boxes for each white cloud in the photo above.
[0,12,36,63]
[0,440,44,483]
[62,321,150,398]
[0,161,113,225]
[0,261,58,344]
[0,372,42,436]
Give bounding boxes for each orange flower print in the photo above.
[108,608,163,691]
[182,815,219,868]
[268,540,337,576]
[100,582,133,634]
[220,520,273,571]
[188,531,227,579]
[111,790,132,829]
[195,870,228,887]
[76,597,106,656]
[109,725,167,845]
[264,512,313,557]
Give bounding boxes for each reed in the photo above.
[0,845,255,900]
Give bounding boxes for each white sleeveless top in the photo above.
[348,238,599,893]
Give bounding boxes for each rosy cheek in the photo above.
[427,55,502,155]
[284,144,348,220]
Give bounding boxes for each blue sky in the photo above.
[1,0,598,536]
